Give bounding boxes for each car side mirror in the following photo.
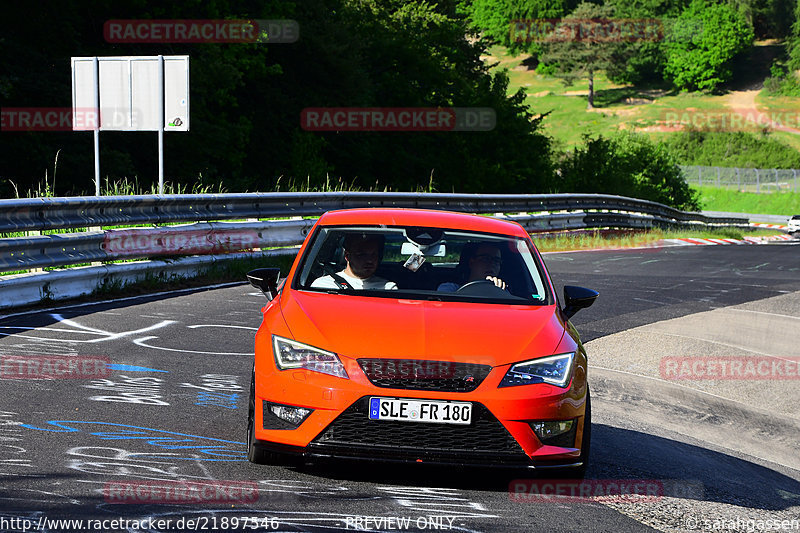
[563,286,598,319]
[247,268,281,301]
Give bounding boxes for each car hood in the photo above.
[280,290,565,367]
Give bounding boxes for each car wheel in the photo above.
[247,366,270,464]
[562,389,591,479]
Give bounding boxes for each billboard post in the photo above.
[158,55,164,194]
[93,57,100,196]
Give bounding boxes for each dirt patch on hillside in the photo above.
[724,87,800,134]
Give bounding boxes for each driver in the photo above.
[438,243,507,292]
[311,233,398,290]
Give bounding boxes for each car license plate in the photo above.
[368,397,472,425]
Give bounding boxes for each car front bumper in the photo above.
[253,360,588,468]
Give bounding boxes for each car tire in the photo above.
[561,389,591,479]
[247,366,300,467]
[247,366,271,464]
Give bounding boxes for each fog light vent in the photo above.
[530,419,577,448]
[263,401,313,430]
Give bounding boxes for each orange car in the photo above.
[247,208,597,475]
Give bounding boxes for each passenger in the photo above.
[311,234,398,290]
[438,243,507,292]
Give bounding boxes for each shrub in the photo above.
[662,130,800,168]
[763,62,800,96]
[558,132,700,211]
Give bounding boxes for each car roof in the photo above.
[316,208,529,237]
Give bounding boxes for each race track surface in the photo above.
[1,243,799,532]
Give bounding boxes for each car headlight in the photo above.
[499,353,575,388]
[272,335,349,379]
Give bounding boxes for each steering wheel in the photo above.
[455,278,524,300]
[456,279,496,292]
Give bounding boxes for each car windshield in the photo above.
[294,225,550,305]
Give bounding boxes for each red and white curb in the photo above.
[743,234,795,243]
[664,235,794,246]
[751,222,788,230]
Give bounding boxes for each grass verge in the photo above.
[694,186,800,215]
[533,228,786,253]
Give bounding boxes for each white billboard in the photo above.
[164,56,190,131]
[71,55,189,194]
[71,55,189,131]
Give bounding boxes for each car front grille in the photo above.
[357,358,492,392]
[309,397,526,463]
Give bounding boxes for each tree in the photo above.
[729,0,796,38]
[605,0,691,85]
[664,0,754,91]
[788,0,800,70]
[539,2,623,109]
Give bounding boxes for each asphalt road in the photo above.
[1,243,799,533]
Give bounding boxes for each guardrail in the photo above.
[0,192,752,310]
[0,192,749,232]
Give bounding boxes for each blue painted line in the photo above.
[20,421,246,461]
[107,364,168,373]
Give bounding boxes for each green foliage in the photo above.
[664,0,754,91]
[558,132,701,210]
[788,0,800,70]
[604,0,691,85]
[291,0,556,193]
[535,62,559,76]
[467,0,570,55]
[705,1,794,39]
[763,62,800,96]
[532,227,764,252]
[694,185,800,215]
[662,130,800,168]
[741,0,796,38]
